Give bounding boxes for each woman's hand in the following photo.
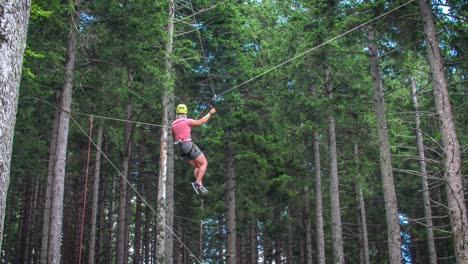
[209,108,216,115]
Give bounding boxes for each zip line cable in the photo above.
[176,1,226,22]
[22,96,168,128]
[215,0,417,98]
[69,114,203,264]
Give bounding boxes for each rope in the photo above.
[78,116,93,264]
[188,0,217,97]
[216,0,417,98]
[22,96,169,128]
[69,115,203,264]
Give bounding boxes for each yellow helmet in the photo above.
[176,104,188,114]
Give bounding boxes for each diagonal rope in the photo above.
[69,114,203,264]
[176,1,226,22]
[216,0,417,97]
[22,96,169,128]
[187,0,217,97]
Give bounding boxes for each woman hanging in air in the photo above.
[171,104,216,195]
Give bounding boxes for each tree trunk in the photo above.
[133,140,146,264]
[409,75,438,264]
[157,1,175,262]
[250,220,257,264]
[97,139,107,264]
[0,0,30,250]
[225,130,237,264]
[116,103,133,264]
[88,125,103,264]
[314,131,326,264]
[48,1,82,262]
[418,1,468,262]
[40,109,59,264]
[325,67,344,264]
[367,26,402,264]
[354,144,370,264]
[304,183,313,264]
[107,166,116,264]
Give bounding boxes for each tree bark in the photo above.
[418,1,468,262]
[367,26,402,264]
[88,125,103,264]
[224,129,237,264]
[0,0,30,250]
[116,103,133,264]
[157,1,175,262]
[133,140,145,264]
[40,109,59,264]
[354,144,370,264]
[409,75,438,264]
[97,134,107,264]
[314,131,326,264]
[250,220,258,264]
[107,166,116,264]
[325,67,344,264]
[47,1,82,262]
[304,183,313,264]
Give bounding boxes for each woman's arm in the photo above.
[190,108,216,126]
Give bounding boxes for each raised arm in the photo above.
[190,108,216,126]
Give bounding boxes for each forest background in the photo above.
[0,0,466,264]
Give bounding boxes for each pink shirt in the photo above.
[171,118,194,141]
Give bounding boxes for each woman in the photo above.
[171,104,216,195]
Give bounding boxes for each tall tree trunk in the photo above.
[107,167,116,264]
[354,144,370,264]
[314,131,326,264]
[88,125,103,264]
[418,1,468,262]
[225,130,237,264]
[325,67,344,264]
[165,104,175,264]
[367,26,402,264]
[250,220,257,263]
[97,140,107,264]
[40,109,59,264]
[409,76,438,264]
[303,162,313,264]
[116,103,133,264]
[133,140,146,264]
[48,1,82,262]
[0,0,30,251]
[157,1,175,262]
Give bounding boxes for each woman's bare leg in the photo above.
[193,154,208,185]
[188,159,199,180]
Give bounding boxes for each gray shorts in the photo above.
[178,141,202,161]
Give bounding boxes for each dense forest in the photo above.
[0,0,466,263]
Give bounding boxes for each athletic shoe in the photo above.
[191,182,200,195]
[198,184,209,195]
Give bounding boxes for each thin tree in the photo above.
[225,129,237,264]
[0,0,31,251]
[314,131,326,264]
[116,102,133,264]
[325,66,344,264]
[354,144,370,264]
[367,25,402,264]
[88,125,103,264]
[40,109,58,264]
[418,1,468,262]
[157,0,175,262]
[409,75,437,264]
[47,1,83,262]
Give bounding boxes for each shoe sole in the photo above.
[191,182,199,195]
